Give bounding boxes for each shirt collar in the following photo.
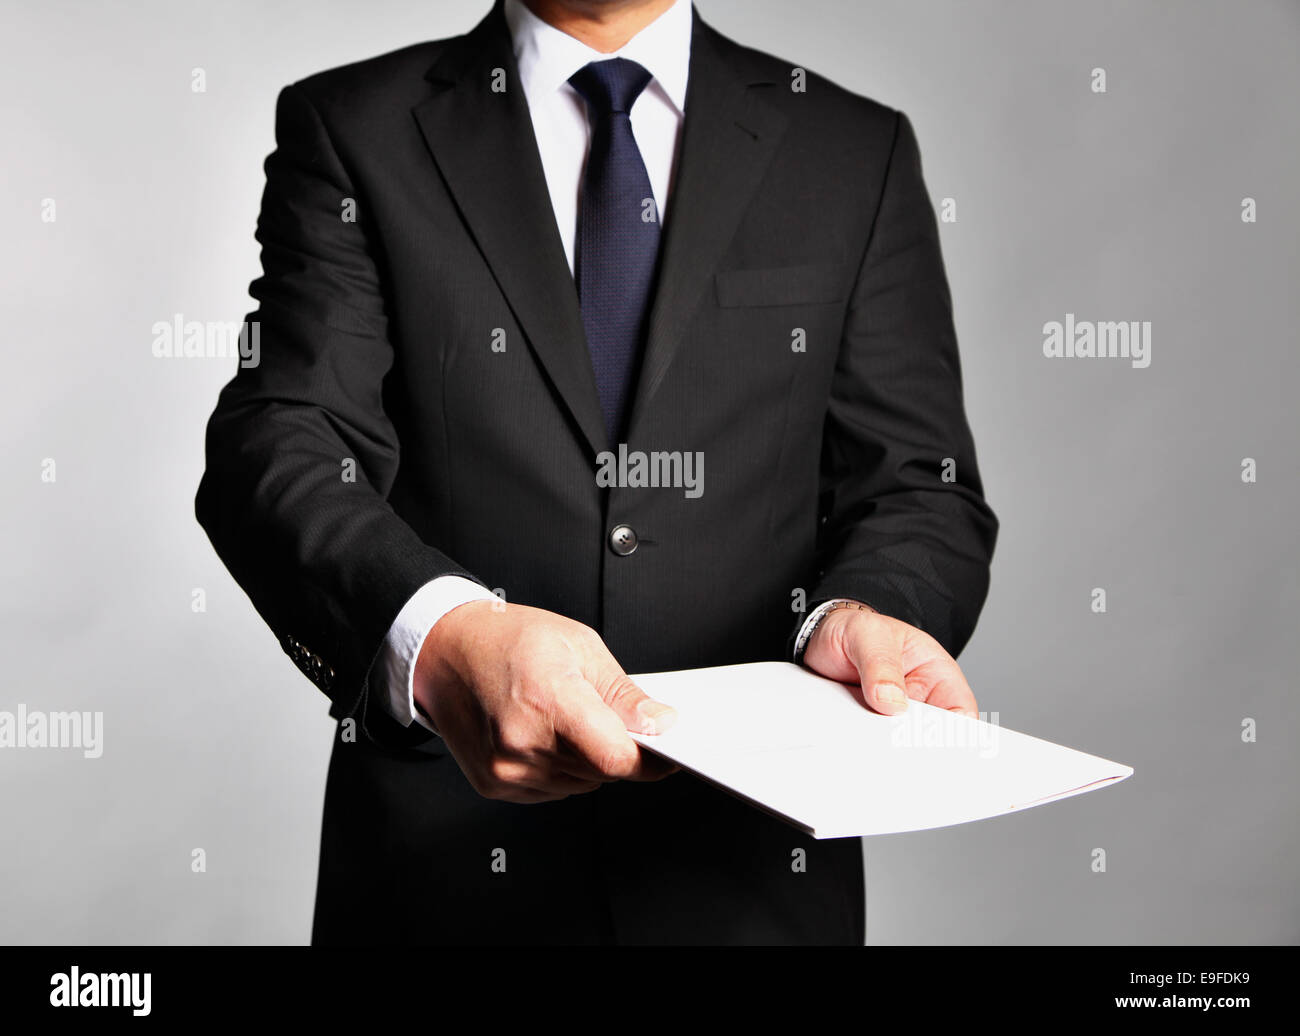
[504,0,692,114]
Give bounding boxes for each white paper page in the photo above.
[628,662,1133,839]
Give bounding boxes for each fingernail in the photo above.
[637,701,677,734]
[876,683,907,709]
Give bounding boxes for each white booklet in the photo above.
[628,662,1133,839]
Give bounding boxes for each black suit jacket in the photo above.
[196,1,997,945]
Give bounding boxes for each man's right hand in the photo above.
[413,601,679,803]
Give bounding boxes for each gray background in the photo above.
[2,0,1296,944]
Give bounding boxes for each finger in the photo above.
[584,653,677,735]
[488,786,579,805]
[551,689,646,781]
[492,756,607,797]
[534,771,605,796]
[474,760,603,803]
[552,737,680,783]
[841,619,909,715]
[620,746,681,783]
[468,766,566,804]
[843,617,909,716]
[905,659,978,717]
[550,750,620,782]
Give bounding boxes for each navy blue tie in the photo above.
[568,58,662,444]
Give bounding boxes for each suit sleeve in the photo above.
[195,83,484,747]
[801,110,998,658]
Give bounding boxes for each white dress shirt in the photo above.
[376,0,693,732]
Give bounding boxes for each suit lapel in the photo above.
[411,4,788,454]
[412,2,609,457]
[625,11,789,441]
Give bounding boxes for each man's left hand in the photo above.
[802,605,979,718]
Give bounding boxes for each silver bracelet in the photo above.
[792,598,877,665]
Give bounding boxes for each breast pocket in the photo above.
[714,262,850,308]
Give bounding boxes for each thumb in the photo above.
[843,620,910,717]
[586,652,678,736]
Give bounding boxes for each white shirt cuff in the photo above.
[377,575,500,733]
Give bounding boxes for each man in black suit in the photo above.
[197,0,997,945]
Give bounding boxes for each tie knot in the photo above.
[568,58,653,116]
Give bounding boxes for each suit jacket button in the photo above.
[609,524,638,556]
